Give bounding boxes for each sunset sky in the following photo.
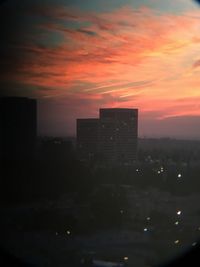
[1,0,200,138]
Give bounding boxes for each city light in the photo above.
[177,210,182,216]
[144,228,148,232]
[177,174,182,178]
[66,230,71,235]
[174,221,179,225]
[174,240,180,244]
[124,257,128,261]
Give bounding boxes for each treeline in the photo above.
[0,154,93,204]
[138,138,200,161]
[1,137,200,205]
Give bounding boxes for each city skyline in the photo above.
[77,108,138,163]
[1,0,200,139]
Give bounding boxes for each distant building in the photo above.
[76,108,138,164]
[77,118,99,161]
[0,97,37,160]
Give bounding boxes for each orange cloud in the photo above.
[2,4,200,134]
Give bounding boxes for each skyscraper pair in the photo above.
[77,108,138,164]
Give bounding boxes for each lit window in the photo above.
[177,210,182,216]
[174,240,180,244]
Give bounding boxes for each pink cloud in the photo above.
[2,4,200,133]
[193,59,200,68]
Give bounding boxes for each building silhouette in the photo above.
[0,97,37,160]
[77,108,138,164]
[77,118,99,161]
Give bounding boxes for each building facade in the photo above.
[99,108,138,163]
[76,108,138,164]
[0,97,37,160]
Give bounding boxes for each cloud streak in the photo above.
[1,1,200,136]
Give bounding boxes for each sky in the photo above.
[1,0,200,139]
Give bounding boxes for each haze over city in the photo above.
[1,0,200,138]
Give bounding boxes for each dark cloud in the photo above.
[0,1,40,80]
[193,0,200,6]
[0,80,54,98]
[193,59,200,68]
[77,28,97,36]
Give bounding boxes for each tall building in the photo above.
[76,108,138,164]
[0,97,37,160]
[99,108,138,163]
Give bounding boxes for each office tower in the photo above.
[76,108,138,164]
[0,97,37,160]
[99,108,138,163]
